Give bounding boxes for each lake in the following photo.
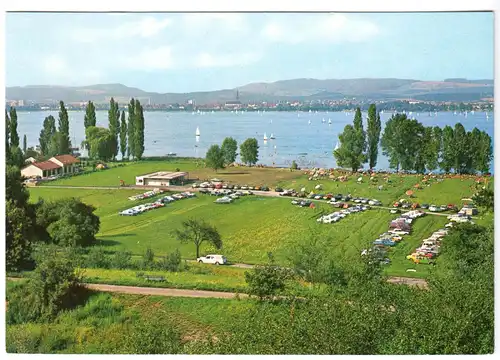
[16,110,494,172]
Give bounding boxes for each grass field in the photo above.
[45,160,303,188]
[277,172,424,206]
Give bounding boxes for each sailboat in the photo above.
[263,132,268,141]
[322,118,326,123]
[196,126,200,137]
[334,141,340,151]
[328,118,332,124]
[308,119,311,125]
[270,133,275,139]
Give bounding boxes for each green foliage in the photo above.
[86,126,115,161]
[158,249,183,272]
[452,123,468,173]
[239,138,259,166]
[111,250,132,270]
[221,137,238,165]
[6,199,34,271]
[334,125,363,172]
[441,125,454,173]
[8,146,25,168]
[133,99,145,160]
[36,197,100,247]
[86,246,111,269]
[7,246,83,324]
[175,218,222,259]
[119,110,127,159]
[57,101,71,154]
[9,107,20,147]
[291,160,298,170]
[108,98,121,160]
[23,134,27,155]
[205,144,224,172]
[39,115,56,156]
[127,99,135,159]
[366,104,381,170]
[122,317,182,354]
[83,101,97,151]
[245,253,292,300]
[289,234,327,284]
[6,109,10,161]
[47,131,70,157]
[472,187,494,211]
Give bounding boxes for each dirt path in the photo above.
[85,283,248,299]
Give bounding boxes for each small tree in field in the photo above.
[205,144,224,172]
[245,253,292,300]
[175,219,222,259]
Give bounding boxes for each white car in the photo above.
[389,229,410,236]
[197,254,227,265]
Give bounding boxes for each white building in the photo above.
[21,154,80,179]
[135,171,188,187]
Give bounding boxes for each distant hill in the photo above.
[6,78,494,104]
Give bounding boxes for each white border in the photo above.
[1,1,498,360]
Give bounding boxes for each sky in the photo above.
[5,12,495,93]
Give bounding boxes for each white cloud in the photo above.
[182,13,248,34]
[261,14,379,44]
[122,46,175,70]
[194,52,262,68]
[42,55,68,75]
[72,16,171,42]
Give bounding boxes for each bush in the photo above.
[122,317,182,354]
[291,160,298,170]
[86,246,110,269]
[111,250,132,270]
[141,247,155,270]
[158,249,182,272]
[245,253,293,300]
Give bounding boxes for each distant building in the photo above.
[135,171,189,187]
[224,101,242,109]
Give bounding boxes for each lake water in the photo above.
[17,110,494,172]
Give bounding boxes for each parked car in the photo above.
[428,205,439,212]
[291,200,300,205]
[421,203,429,209]
[215,197,233,204]
[390,209,400,214]
[439,205,448,211]
[197,254,227,265]
[389,229,410,236]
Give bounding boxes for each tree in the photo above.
[83,101,97,151]
[366,104,381,170]
[108,98,120,160]
[47,131,69,157]
[57,101,71,154]
[221,137,238,165]
[425,126,442,172]
[22,134,27,155]
[245,253,291,300]
[133,99,145,160]
[5,110,10,162]
[289,234,328,284]
[452,123,468,174]
[86,126,115,161]
[472,187,494,211]
[7,246,83,323]
[334,125,363,172]
[127,99,136,159]
[119,110,127,160]
[39,115,56,156]
[9,107,20,148]
[205,144,224,172]
[6,165,29,207]
[36,198,100,247]
[9,146,25,168]
[353,107,367,162]
[6,200,34,271]
[441,125,454,173]
[240,138,259,166]
[175,219,222,259]
[475,131,492,174]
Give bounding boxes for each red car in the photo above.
[393,202,401,208]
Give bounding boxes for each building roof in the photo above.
[28,161,62,171]
[137,171,188,180]
[50,154,80,165]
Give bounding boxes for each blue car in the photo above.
[373,239,396,247]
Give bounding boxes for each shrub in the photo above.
[141,247,156,270]
[86,246,110,269]
[245,253,293,300]
[291,160,298,170]
[111,250,132,270]
[158,249,182,272]
[122,317,182,354]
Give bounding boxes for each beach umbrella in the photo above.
[315,184,322,190]
[300,187,306,192]
[414,184,420,188]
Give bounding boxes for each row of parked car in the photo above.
[128,188,164,201]
[316,204,370,224]
[361,210,425,264]
[193,182,270,191]
[392,201,459,212]
[199,188,254,197]
[119,192,196,216]
[406,228,449,265]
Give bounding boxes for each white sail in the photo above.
[264,132,268,140]
[270,133,275,139]
[196,126,200,136]
[308,119,311,125]
[328,118,331,124]
[335,141,340,151]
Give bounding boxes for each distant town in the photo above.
[4,98,495,113]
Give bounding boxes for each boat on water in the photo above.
[328,118,332,124]
[322,118,326,123]
[263,132,268,141]
[167,152,177,156]
[334,141,340,151]
[308,119,311,125]
[196,126,200,136]
[270,133,275,139]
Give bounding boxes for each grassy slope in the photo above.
[45,160,303,188]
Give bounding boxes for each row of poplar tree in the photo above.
[334,105,493,174]
[36,98,145,161]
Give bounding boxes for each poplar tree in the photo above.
[83,101,97,151]
[127,99,136,159]
[108,98,120,160]
[134,99,145,160]
[58,101,71,154]
[366,104,381,170]
[9,107,19,148]
[119,110,127,160]
[23,134,27,155]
